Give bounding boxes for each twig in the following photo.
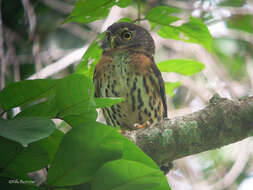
[28,46,88,79]
[0,0,6,90]
[40,0,73,15]
[21,0,36,40]
[209,140,250,190]
[32,35,42,71]
[137,0,141,24]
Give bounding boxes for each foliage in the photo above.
[0,0,213,189]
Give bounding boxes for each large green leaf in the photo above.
[0,137,50,179]
[0,79,57,111]
[55,74,93,113]
[0,117,56,145]
[158,17,213,52]
[165,82,181,97]
[38,129,65,163]
[64,0,132,24]
[15,98,58,119]
[91,159,170,190]
[157,59,205,76]
[47,122,124,186]
[121,138,158,170]
[55,74,97,125]
[146,6,181,26]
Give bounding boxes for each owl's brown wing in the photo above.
[93,54,112,98]
[129,51,167,118]
[150,59,167,118]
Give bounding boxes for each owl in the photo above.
[93,22,167,131]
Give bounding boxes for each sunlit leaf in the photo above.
[63,0,132,24]
[218,0,246,7]
[158,17,213,52]
[146,6,181,26]
[115,0,132,8]
[117,17,133,23]
[157,59,205,75]
[165,82,181,97]
[75,34,104,79]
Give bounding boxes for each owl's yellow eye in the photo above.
[121,31,132,40]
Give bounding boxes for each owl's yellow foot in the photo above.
[120,129,126,134]
[134,121,151,129]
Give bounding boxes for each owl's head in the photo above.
[101,22,155,55]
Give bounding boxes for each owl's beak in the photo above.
[110,36,116,48]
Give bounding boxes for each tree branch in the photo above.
[126,94,253,166]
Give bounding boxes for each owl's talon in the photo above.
[134,121,151,129]
[120,129,126,134]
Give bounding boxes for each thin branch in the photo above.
[21,0,36,40]
[0,0,6,90]
[40,0,73,15]
[137,0,141,24]
[125,94,253,166]
[28,46,88,79]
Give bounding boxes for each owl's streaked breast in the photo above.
[94,50,165,130]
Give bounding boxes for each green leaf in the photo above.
[115,0,132,8]
[47,122,124,186]
[146,6,181,26]
[165,82,181,97]
[94,97,125,108]
[75,34,103,78]
[56,74,93,113]
[55,74,97,125]
[63,0,132,24]
[158,16,213,52]
[219,0,246,7]
[15,98,58,118]
[226,15,253,33]
[63,0,114,23]
[38,129,64,163]
[157,59,205,76]
[0,117,56,145]
[0,137,50,178]
[0,79,56,111]
[121,139,158,170]
[117,17,133,23]
[60,101,98,127]
[92,159,170,190]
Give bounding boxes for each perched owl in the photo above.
[93,22,167,130]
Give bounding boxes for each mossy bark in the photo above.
[126,94,253,166]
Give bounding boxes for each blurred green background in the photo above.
[1,0,253,189]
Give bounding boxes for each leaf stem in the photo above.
[137,0,141,24]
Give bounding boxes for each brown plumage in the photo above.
[93,22,167,130]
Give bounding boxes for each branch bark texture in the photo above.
[127,94,253,166]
